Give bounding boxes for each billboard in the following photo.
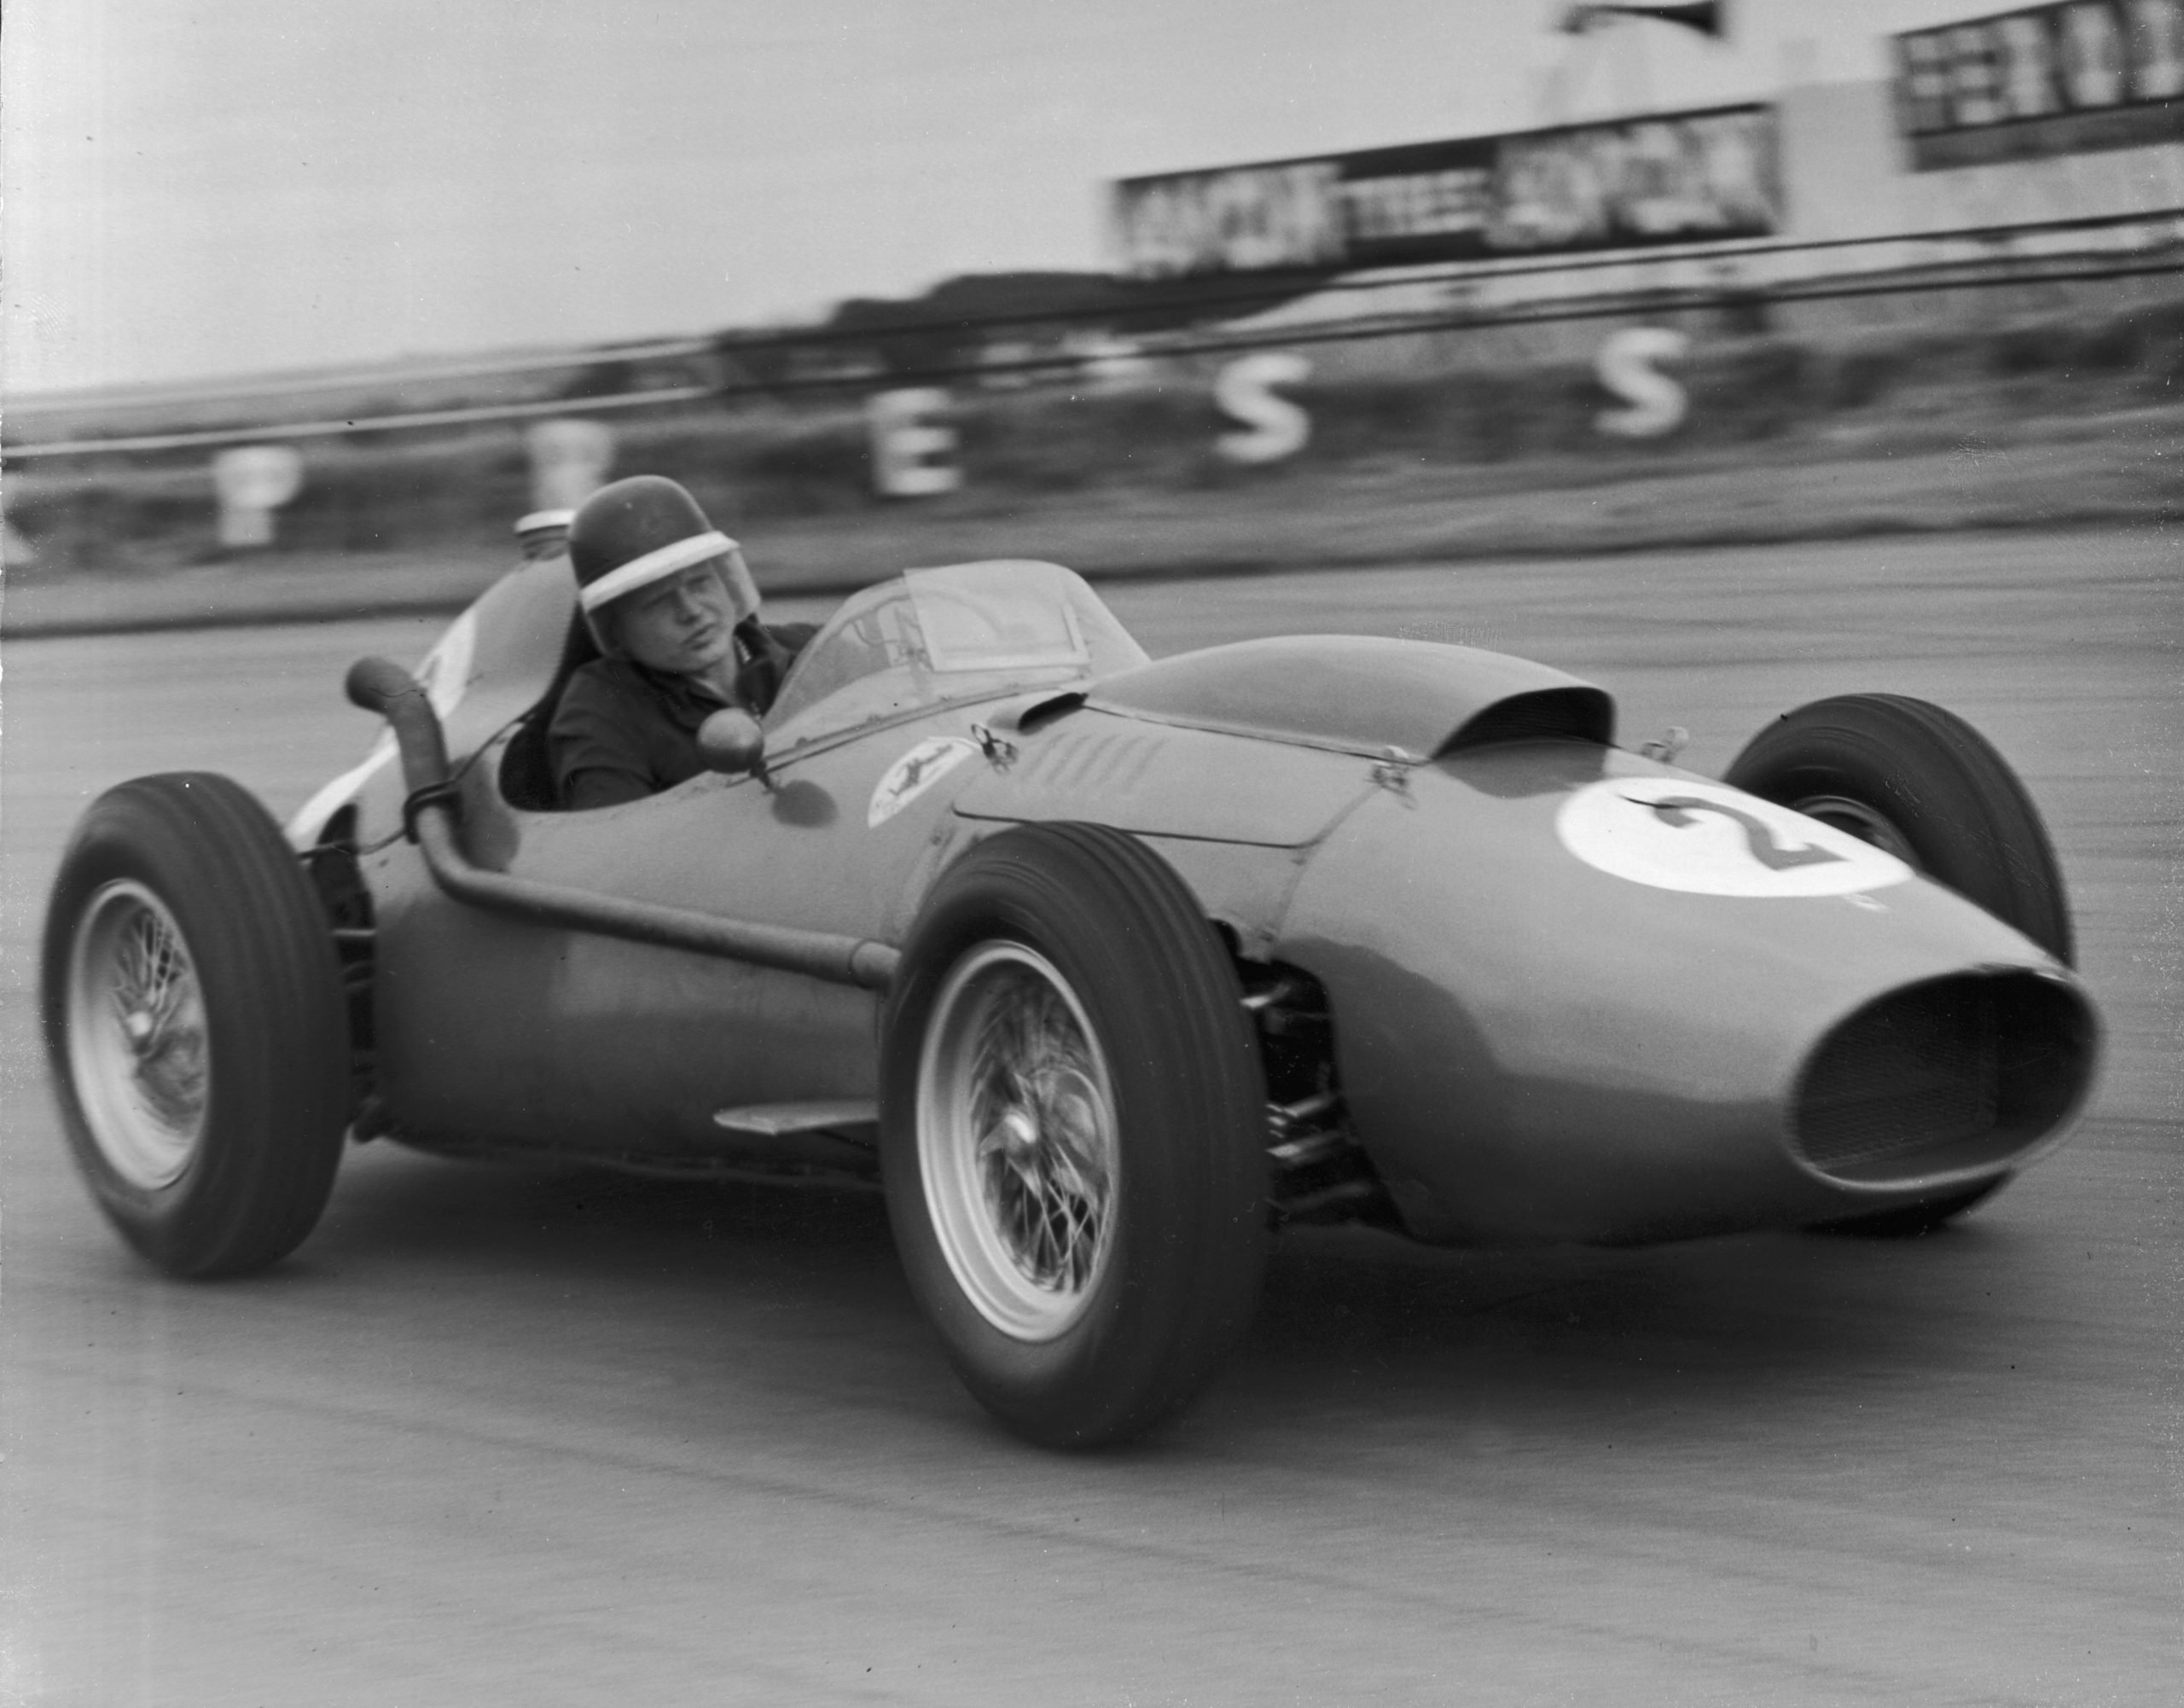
[1111,106,1780,277]
[1894,0,2184,170]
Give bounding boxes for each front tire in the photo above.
[881,823,1268,1447]
[1725,695,2073,1235]
[1804,1178,2007,1239]
[1723,693,2072,964]
[42,773,352,1277]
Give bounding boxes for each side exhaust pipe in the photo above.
[343,656,900,991]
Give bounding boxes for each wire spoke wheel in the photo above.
[42,772,351,1277]
[921,943,1118,1341]
[882,822,1269,1447]
[67,880,212,1189]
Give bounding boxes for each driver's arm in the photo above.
[549,671,666,810]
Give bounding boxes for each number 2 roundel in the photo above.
[1556,777,1914,898]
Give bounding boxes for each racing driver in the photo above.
[549,475,816,810]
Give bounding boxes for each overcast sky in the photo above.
[3,1,1988,396]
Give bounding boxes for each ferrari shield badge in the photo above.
[868,736,979,828]
[1556,778,1914,898]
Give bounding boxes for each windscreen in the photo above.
[764,560,1147,737]
[905,562,1091,672]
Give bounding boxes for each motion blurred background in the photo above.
[4,9,2179,1704]
[3,0,2178,620]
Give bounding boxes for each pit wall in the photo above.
[14,59,2184,575]
[9,285,2180,578]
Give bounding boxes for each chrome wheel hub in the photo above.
[917,943,1118,1342]
[67,881,209,1189]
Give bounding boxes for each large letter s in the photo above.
[1215,351,1312,465]
[1594,328,1690,439]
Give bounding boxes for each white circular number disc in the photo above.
[1557,777,1914,898]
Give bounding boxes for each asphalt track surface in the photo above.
[3,531,2177,1706]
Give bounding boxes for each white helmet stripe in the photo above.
[578,530,740,610]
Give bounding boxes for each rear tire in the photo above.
[42,773,352,1277]
[881,822,1268,1447]
[1725,696,2071,1236]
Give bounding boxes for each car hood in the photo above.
[1086,635,1613,758]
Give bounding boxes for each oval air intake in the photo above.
[1792,970,2096,1184]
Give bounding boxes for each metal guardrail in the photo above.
[711,205,2184,350]
[2,386,716,462]
[3,335,717,419]
[6,206,2179,464]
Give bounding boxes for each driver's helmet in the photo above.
[566,476,759,647]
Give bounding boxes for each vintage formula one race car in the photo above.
[43,555,2099,1445]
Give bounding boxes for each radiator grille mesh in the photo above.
[1797,983,2001,1171]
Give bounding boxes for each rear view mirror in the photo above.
[698,708,769,781]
